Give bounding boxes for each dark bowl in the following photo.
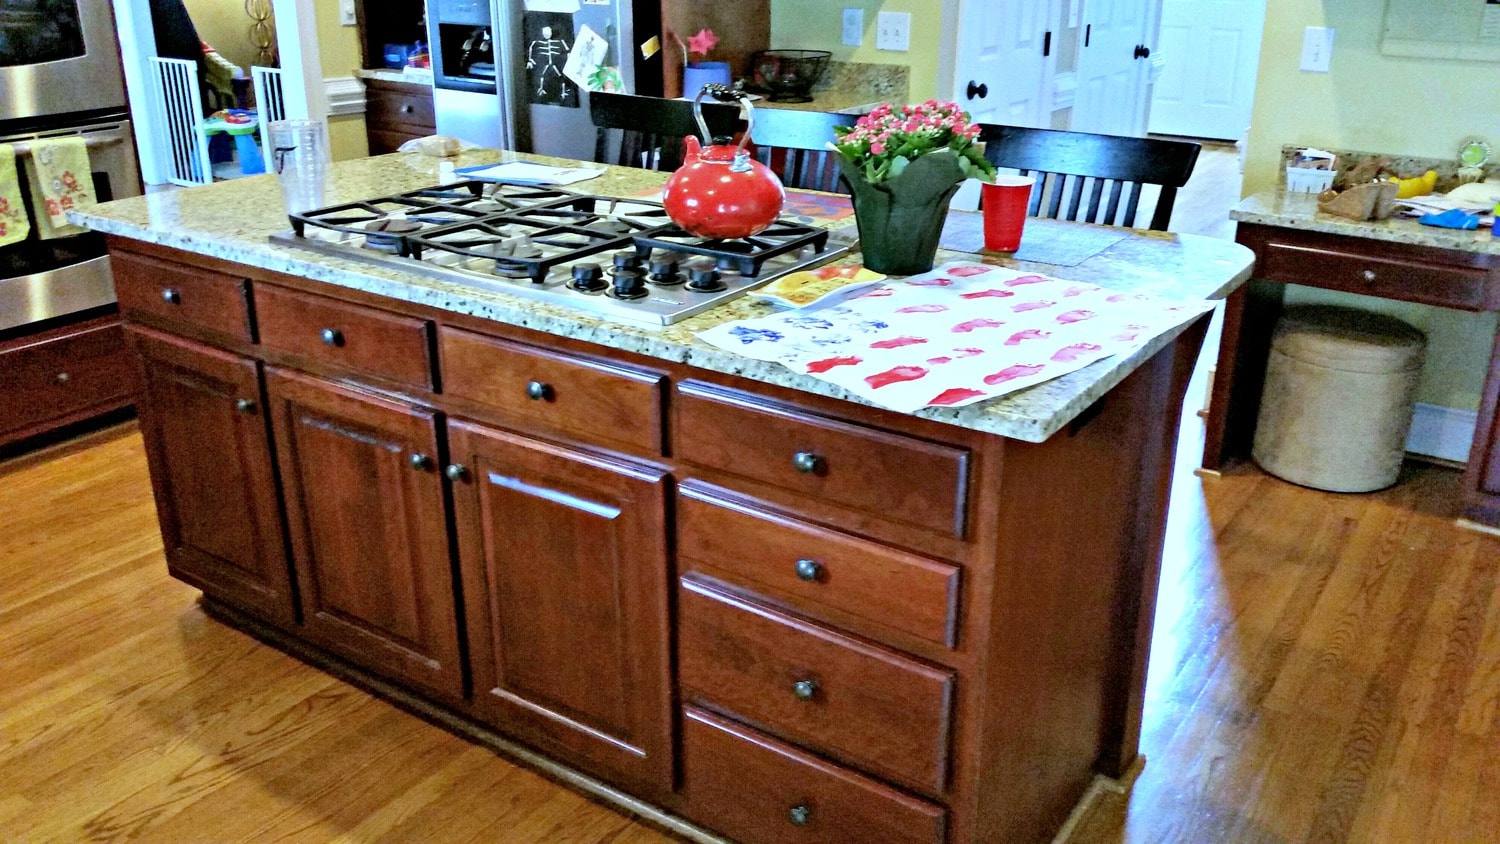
[750,50,832,103]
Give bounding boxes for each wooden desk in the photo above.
[1205,190,1500,528]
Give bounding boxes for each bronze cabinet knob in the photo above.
[234,398,257,414]
[410,453,434,471]
[791,451,822,474]
[526,380,552,401]
[161,288,181,305]
[792,679,818,701]
[321,328,344,346]
[794,558,822,582]
[787,804,812,826]
[444,463,468,481]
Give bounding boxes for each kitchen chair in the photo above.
[588,92,742,172]
[976,124,1200,231]
[747,107,859,193]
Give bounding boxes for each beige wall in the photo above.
[183,0,258,71]
[769,0,944,101]
[314,0,369,160]
[1244,0,1500,410]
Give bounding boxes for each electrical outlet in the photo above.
[1300,26,1333,72]
[876,11,910,52]
[340,0,357,27]
[841,8,864,47]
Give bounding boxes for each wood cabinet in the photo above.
[449,420,673,796]
[130,327,293,626]
[363,79,436,156]
[266,367,463,703]
[1,313,138,449]
[114,238,1212,844]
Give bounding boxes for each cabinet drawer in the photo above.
[673,381,970,538]
[365,82,435,130]
[1261,241,1492,311]
[679,485,961,648]
[682,708,947,844]
[679,577,955,795]
[439,326,664,453]
[113,251,253,343]
[0,320,136,437]
[255,285,435,390]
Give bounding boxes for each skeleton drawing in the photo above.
[527,26,571,98]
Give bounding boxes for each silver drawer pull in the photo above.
[1361,269,1377,282]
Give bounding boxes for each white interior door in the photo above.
[1148,0,1265,140]
[951,0,1054,129]
[1072,0,1154,136]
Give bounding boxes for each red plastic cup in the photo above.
[981,176,1036,252]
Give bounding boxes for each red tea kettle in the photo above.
[663,84,785,240]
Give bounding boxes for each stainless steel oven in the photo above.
[0,116,140,332]
[0,0,127,123]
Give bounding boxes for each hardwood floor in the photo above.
[3,411,1495,842]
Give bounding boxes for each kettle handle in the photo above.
[691,83,755,160]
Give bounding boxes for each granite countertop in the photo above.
[1233,189,1500,256]
[755,61,909,116]
[71,151,1253,443]
[355,67,434,86]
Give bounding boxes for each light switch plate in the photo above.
[1300,26,1334,72]
[340,0,357,27]
[876,11,911,52]
[841,8,864,47]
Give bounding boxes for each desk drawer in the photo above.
[682,708,947,844]
[113,252,253,343]
[679,577,954,795]
[678,485,961,648]
[365,81,435,130]
[1261,241,1491,311]
[255,285,435,390]
[439,326,664,453]
[673,381,970,538]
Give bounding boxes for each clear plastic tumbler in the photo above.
[268,119,330,214]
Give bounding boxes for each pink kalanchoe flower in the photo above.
[870,141,885,155]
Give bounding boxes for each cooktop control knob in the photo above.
[611,269,648,300]
[612,252,643,273]
[570,262,606,292]
[648,258,681,286]
[687,265,725,293]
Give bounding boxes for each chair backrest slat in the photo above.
[747,107,859,194]
[589,92,741,172]
[978,124,1200,231]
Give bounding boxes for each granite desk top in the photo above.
[1233,189,1500,256]
[71,151,1253,443]
[355,68,434,86]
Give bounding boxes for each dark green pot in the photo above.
[841,152,967,276]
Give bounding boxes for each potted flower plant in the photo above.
[832,101,996,275]
[678,28,730,97]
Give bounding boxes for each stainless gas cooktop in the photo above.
[268,181,853,327]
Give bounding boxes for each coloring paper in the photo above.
[697,261,1212,413]
[563,25,610,90]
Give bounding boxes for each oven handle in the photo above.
[6,133,127,159]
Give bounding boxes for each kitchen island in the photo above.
[73,150,1252,843]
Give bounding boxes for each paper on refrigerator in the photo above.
[697,262,1212,413]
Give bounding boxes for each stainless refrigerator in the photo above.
[428,0,664,157]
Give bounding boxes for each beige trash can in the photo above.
[1253,305,1426,492]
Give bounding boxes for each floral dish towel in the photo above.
[0,145,29,247]
[698,261,1212,413]
[25,136,94,239]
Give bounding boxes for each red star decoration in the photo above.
[687,28,719,57]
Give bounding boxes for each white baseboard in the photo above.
[325,77,366,116]
[1405,402,1478,463]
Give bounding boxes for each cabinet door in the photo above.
[129,328,294,626]
[265,367,463,703]
[449,420,673,797]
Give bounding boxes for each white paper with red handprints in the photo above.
[697,261,1212,413]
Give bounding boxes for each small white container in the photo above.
[1286,166,1336,194]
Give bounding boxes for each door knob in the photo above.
[965,80,989,100]
[1134,44,1152,59]
[526,380,552,401]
